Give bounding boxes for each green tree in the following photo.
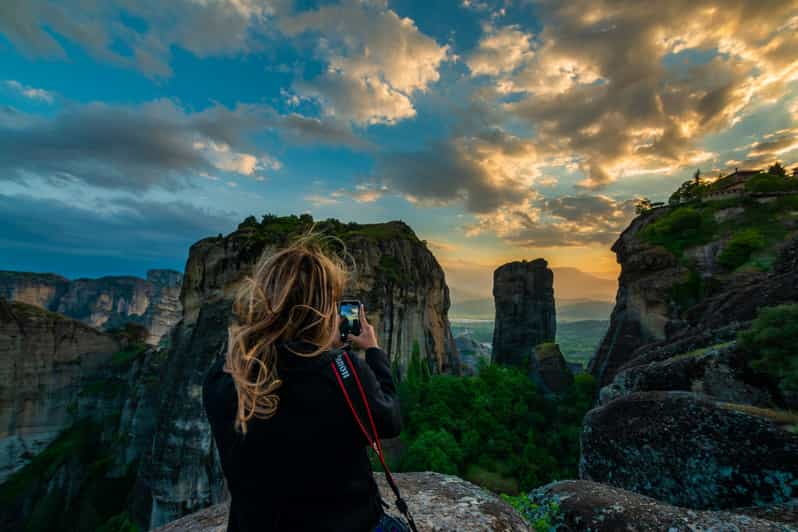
[738,304,798,394]
[400,429,463,474]
[718,228,766,270]
[634,197,653,214]
[768,162,787,177]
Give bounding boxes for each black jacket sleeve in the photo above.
[352,347,402,439]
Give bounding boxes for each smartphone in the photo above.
[339,299,362,341]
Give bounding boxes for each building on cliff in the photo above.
[491,258,556,367]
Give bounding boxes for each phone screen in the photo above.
[339,300,361,339]
[340,302,359,322]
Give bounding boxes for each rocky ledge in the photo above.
[153,472,529,532]
[531,480,798,531]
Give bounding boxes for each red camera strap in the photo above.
[330,352,418,532]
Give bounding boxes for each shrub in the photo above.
[641,207,716,255]
[718,228,766,270]
[738,303,798,394]
[395,364,596,493]
[746,173,798,194]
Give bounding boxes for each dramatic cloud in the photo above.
[4,80,55,103]
[0,0,273,77]
[467,25,533,77]
[280,0,450,124]
[0,193,238,272]
[274,113,372,150]
[375,127,543,213]
[0,100,277,190]
[468,194,637,247]
[473,0,798,188]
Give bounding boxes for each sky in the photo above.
[1,0,797,300]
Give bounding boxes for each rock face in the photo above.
[0,269,183,347]
[455,329,491,375]
[531,480,797,531]
[153,472,529,532]
[588,210,683,388]
[531,343,573,396]
[0,298,120,482]
[492,259,556,367]
[141,216,460,527]
[581,391,798,510]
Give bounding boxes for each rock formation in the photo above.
[0,299,168,531]
[492,259,556,367]
[454,329,491,375]
[141,215,460,527]
[581,391,798,510]
[0,269,183,346]
[580,195,798,516]
[530,343,573,396]
[530,480,798,530]
[153,472,528,532]
[0,298,120,482]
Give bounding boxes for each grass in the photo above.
[717,402,798,427]
[669,341,736,362]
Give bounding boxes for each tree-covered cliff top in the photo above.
[233,213,424,246]
[636,190,798,274]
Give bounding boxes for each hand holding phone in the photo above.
[339,301,378,350]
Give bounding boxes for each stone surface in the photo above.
[492,259,556,367]
[154,472,529,532]
[0,269,183,347]
[589,207,798,389]
[599,340,774,407]
[531,343,573,396]
[142,218,461,527]
[455,329,491,375]
[581,391,798,510]
[531,480,797,531]
[0,298,120,482]
[588,210,684,388]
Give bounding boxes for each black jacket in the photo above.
[202,341,402,532]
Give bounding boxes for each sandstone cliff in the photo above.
[0,299,120,483]
[492,259,556,367]
[141,215,460,527]
[153,472,529,532]
[582,195,798,514]
[0,269,183,347]
[0,306,168,531]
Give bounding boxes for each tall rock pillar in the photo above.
[491,259,556,367]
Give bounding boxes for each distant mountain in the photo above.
[448,266,616,314]
[450,297,614,322]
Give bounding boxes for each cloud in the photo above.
[374,127,541,213]
[0,193,238,265]
[467,25,534,77]
[275,113,372,150]
[4,80,55,103]
[0,99,277,191]
[0,0,273,77]
[279,0,450,125]
[467,194,637,247]
[475,0,798,188]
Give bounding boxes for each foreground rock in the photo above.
[154,472,528,532]
[581,391,798,510]
[531,480,797,531]
[142,216,461,527]
[0,269,183,346]
[492,259,556,367]
[0,299,120,482]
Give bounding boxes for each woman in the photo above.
[202,235,402,531]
